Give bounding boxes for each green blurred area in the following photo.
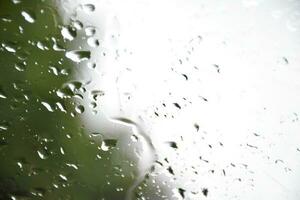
[0,0,134,199]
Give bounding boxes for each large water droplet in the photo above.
[65,50,91,63]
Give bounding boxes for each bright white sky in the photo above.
[57,0,300,199]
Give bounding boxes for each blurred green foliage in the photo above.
[0,0,134,199]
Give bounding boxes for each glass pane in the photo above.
[1,0,300,199]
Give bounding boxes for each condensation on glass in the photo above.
[0,0,300,199]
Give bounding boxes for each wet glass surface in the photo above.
[1,0,300,199]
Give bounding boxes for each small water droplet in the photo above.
[37,150,47,160]
[21,11,35,23]
[59,174,68,181]
[65,50,91,63]
[81,4,96,13]
[2,42,16,53]
[87,38,100,47]
[14,62,26,72]
[167,141,178,149]
[173,103,181,109]
[85,26,96,36]
[41,101,54,112]
[0,87,7,99]
[0,121,9,131]
[66,163,78,170]
[87,62,96,69]
[56,102,67,113]
[91,90,104,101]
[202,188,208,197]
[131,134,138,142]
[101,139,117,151]
[12,0,21,4]
[178,188,186,199]
[72,20,83,30]
[36,41,48,50]
[61,26,76,41]
[60,147,65,155]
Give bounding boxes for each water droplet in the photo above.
[0,87,7,99]
[41,101,54,112]
[87,62,96,69]
[61,26,76,41]
[21,11,35,23]
[14,62,26,72]
[173,103,181,109]
[194,123,199,131]
[282,57,289,65]
[81,4,96,13]
[130,134,138,142]
[72,20,83,30]
[11,0,21,4]
[167,141,178,149]
[37,150,47,160]
[56,102,67,113]
[65,50,91,63]
[60,147,65,155]
[101,139,117,151]
[91,90,104,101]
[87,38,100,47]
[75,105,84,114]
[178,188,186,199]
[2,42,16,53]
[202,188,208,197]
[59,174,68,181]
[66,163,78,170]
[36,41,49,50]
[0,121,9,131]
[85,26,96,36]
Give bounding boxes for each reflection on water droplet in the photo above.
[21,11,35,23]
[12,0,21,4]
[65,50,91,63]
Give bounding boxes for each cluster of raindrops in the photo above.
[0,1,137,199]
